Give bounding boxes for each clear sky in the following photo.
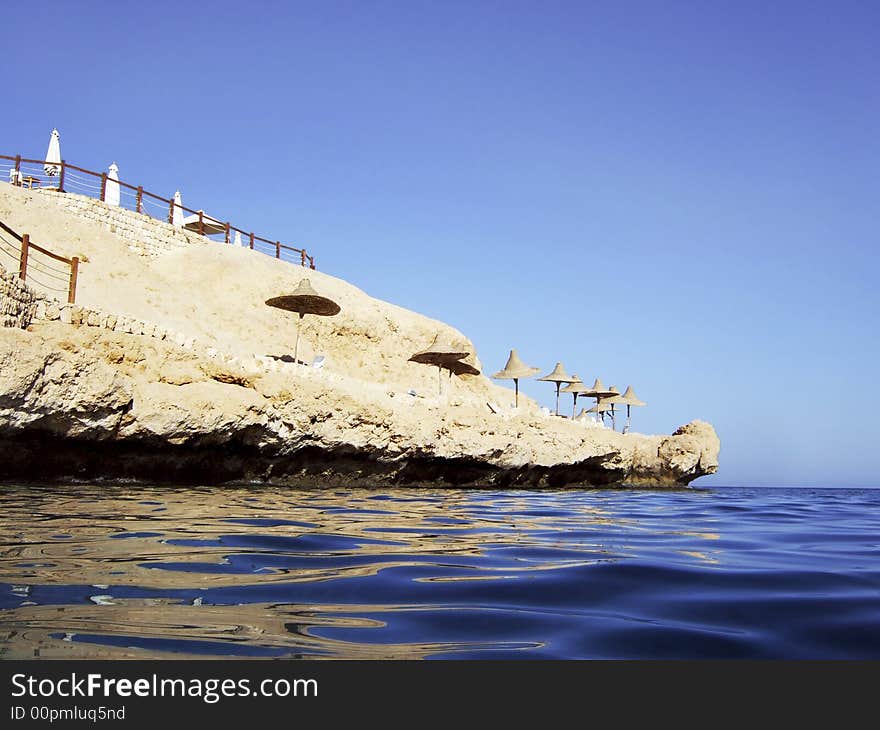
[4,1,878,486]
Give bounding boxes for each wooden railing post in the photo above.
[68,257,79,304]
[0,155,320,272]
[18,234,29,281]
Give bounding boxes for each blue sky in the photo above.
[4,1,878,486]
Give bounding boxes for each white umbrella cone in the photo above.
[44,129,61,177]
[105,163,120,207]
[172,191,184,226]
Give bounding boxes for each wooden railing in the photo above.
[0,220,79,303]
[0,154,316,269]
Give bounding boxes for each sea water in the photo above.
[0,484,878,659]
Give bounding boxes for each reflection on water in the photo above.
[1,484,879,659]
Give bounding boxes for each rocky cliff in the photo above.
[0,184,719,487]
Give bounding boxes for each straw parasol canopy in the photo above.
[44,128,61,177]
[409,334,469,366]
[446,360,480,377]
[589,400,613,426]
[267,278,341,317]
[604,385,621,430]
[444,358,481,393]
[105,162,120,207]
[265,278,341,365]
[538,362,577,416]
[583,377,617,399]
[586,401,612,414]
[581,378,617,426]
[409,334,471,395]
[611,385,647,433]
[492,349,540,408]
[617,385,646,407]
[559,375,589,418]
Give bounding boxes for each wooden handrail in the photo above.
[63,161,101,176]
[25,238,72,264]
[19,233,29,279]
[0,220,73,264]
[1,219,79,303]
[0,218,24,242]
[141,188,169,203]
[2,153,316,266]
[68,257,79,304]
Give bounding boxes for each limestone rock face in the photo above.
[0,325,720,487]
[0,184,720,487]
[0,264,44,329]
[0,328,133,438]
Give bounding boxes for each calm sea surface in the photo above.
[0,484,878,659]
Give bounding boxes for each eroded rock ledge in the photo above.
[0,324,719,488]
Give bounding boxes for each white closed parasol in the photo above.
[44,129,61,177]
[105,163,120,207]
[172,191,184,226]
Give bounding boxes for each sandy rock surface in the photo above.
[0,184,719,487]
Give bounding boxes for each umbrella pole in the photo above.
[611,405,616,431]
[572,394,576,419]
[514,379,519,408]
[625,404,631,434]
[293,313,304,365]
[555,383,561,416]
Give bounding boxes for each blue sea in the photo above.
[0,484,878,659]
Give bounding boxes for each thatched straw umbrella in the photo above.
[586,400,613,425]
[613,385,647,433]
[492,349,539,408]
[559,375,589,418]
[604,385,621,430]
[582,378,617,423]
[538,362,577,416]
[409,334,470,395]
[446,360,480,377]
[266,278,341,365]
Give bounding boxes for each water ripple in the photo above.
[0,484,878,658]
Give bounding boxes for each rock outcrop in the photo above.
[0,266,44,329]
[0,323,719,487]
[0,183,720,487]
